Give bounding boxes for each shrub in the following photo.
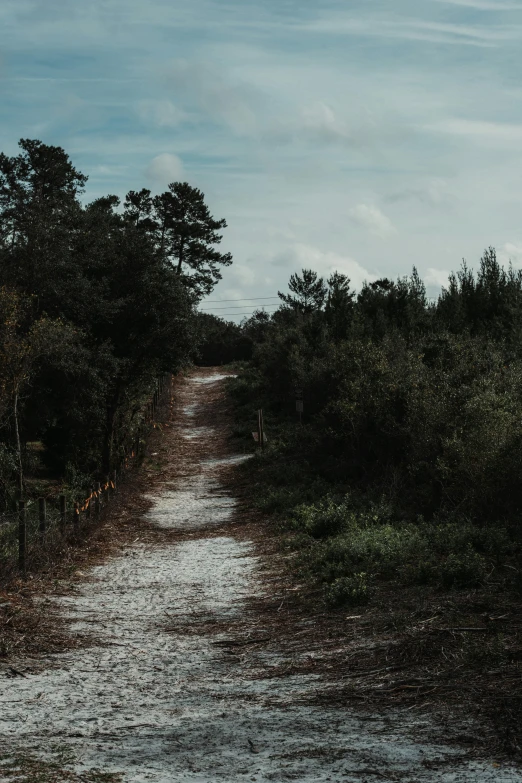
[438,546,487,589]
[292,496,508,596]
[324,573,370,607]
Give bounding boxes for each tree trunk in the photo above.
[102,381,123,473]
[13,390,23,498]
[176,241,184,274]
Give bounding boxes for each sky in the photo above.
[2,0,522,320]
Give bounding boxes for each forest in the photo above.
[225,256,522,606]
[2,136,522,763]
[2,135,521,605]
[0,138,231,512]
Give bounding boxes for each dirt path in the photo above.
[1,370,521,782]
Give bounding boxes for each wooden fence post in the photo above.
[18,501,26,572]
[59,495,67,531]
[257,409,266,449]
[95,482,101,517]
[38,497,46,536]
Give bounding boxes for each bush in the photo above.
[438,546,487,589]
[230,253,522,607]
[290,496,511,597]
[324,573,370,607]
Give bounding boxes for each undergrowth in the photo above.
[227,368,521,609]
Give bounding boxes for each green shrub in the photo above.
[293,498,352,538]
[290,496,509,597]
[438,546,487,588]
[324,573,370,607]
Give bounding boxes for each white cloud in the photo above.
[428,119,522,145]
[271,243,376,291]
[386,179,452,208]
[499,242,522,267]
[301,101,352,143]
[164,60,259,136]
[266,226,297,241]
[348,204,397,237]
[145,153,184,185]
[432,0,522,9]
[265,99,391,151]
[138,99,188,128]
[424,267,451,289]
[227,263,257,287]
[298,15,512,46]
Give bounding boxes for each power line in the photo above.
[203,309,278,317]
[203,296,280,303]
[211,313,273,318]
[200,304,280,312]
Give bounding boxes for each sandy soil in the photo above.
[1,370,521,782]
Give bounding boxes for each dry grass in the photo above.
[0,747,123,782]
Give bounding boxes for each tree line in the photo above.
[235,252,522,527]
[0,138,231,508]
[222,252,522,604]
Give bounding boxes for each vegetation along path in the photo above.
[1,370,520,782]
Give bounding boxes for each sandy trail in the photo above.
[1,370,521,782]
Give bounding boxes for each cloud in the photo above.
[266,100,383,150]
[5,0,522,308]
[385,179,452,208]
[348,204,397,237]
[428,119,522,145]
[145,153,184,185]
[431,0,522,9]
[424,267,451,289]
[138,100,188,128]
[300,101,352,143]
[499,242,522,267]
[298,15,514,47]
[164,60,259,136]
[226,263,257,287]
[271,243,376,291]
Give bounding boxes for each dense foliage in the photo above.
[0,139,232,508]
[231,252,522,603]
[194,314,252,366]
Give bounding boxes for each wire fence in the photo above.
[0,372,172,581]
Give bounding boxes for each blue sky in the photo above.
[2,0,522,319]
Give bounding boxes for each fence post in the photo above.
[18,501,26,572]
[95,481,101,517]
[109,471,115,500]
[38,497,46,536]
[59,495,67,531]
